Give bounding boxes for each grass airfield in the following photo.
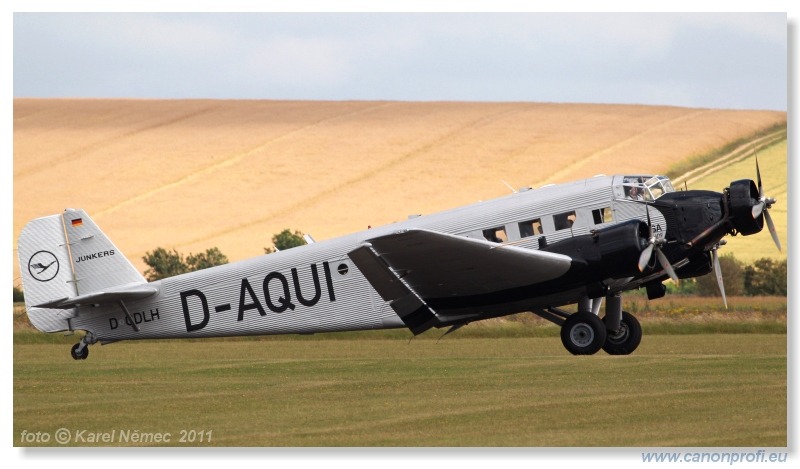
[14,329,786,447]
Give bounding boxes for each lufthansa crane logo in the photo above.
[28,251,59,282]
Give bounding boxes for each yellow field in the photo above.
[13,99,786,275]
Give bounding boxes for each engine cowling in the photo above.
[542,219,649,280]
[727,179,763,236]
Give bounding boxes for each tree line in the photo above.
[671,254,787,297]
[141,229,306,281]
[126,248,797,295]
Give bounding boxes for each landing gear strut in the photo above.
[537,294,643,355]
[602,311,642,355]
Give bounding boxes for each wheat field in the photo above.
[13,99,786,275]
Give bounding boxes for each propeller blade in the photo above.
[638,244,654,272]
[645,203,653,237]
[752,200,765,219]
[749,154,781,251]
[712,248,728,309]
[764,209,782,251]
[656,248,679,284]
[755,154,763,198]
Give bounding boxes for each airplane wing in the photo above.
[348,229,573,332]
[361,228,572,298]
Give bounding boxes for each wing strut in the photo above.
[118,300,140,332]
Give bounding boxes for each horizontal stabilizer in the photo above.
[33,283,158,309]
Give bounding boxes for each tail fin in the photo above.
[17,209,146,332]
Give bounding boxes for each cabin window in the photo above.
[519,218,543,238]
[554,211,576,231]
[483,227,507,243]
[592,207,613,225]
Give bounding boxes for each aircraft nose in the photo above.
[727,178,763,236]
[725,157,781,251]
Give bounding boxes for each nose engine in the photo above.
[724,160,781,251]
[648,159,780,307]
[728,179,763,235]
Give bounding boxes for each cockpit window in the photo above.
[621,175,674,201]
[644,176,675,199]
[624,181,646,201]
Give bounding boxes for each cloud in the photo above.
[242,35,354,88]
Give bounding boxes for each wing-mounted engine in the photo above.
[541,219,649,281]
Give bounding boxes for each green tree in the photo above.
[143,248,188,281]
[665,278,697,295]
[264,229,306,253]
[744,258,787,296]
[143,247,230,281]
[186,247,229,271]
[13,286,24,303]
[695,253,744,297]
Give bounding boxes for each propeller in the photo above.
[638,204,679,283]
[706,154,779,310]
[751,156,781,251]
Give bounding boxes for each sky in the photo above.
[11,11,789,110]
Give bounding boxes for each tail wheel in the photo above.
[561,312,607,355]
[70,343,89,360]
[602,311,642,355]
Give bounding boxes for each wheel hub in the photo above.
[570,323,595,347]
[607,323,630,344]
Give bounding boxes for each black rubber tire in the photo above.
[561,312,607,355]
[602,311,642,355]
[70,343,88,360]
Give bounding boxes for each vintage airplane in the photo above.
[17,163,780,359]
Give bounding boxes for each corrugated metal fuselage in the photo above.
[69,175,665,343]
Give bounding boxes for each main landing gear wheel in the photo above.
[602,311,642,355]
[561,312,607,355]
[70,343,89,360]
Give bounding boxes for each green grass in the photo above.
[14,334,786,447]
[12,297,787,447]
